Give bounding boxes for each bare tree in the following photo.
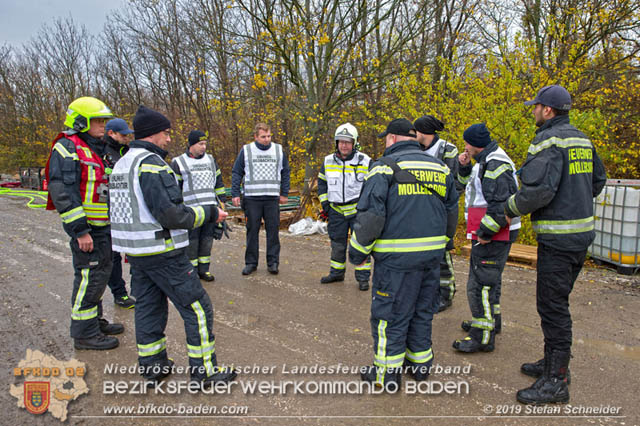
[236,0,428,185]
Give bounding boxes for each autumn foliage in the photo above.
[0,1,638,220]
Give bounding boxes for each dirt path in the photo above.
[1,197,638,425]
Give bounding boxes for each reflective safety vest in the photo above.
[47,133,110,226]
[323,152,371,204]
[464,146,521,232]
[425,138,457,162]
[109,148,189,255]
[243,142,283,197]
[174,153,218,206]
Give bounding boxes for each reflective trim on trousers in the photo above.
[71,268,97,320]
[481,286,493,344]
[187,340,216,358]
[374,320,405,372]
[330,260,346,270]
[405,348,433,364]
[71,306,98,320]
[471,317,494,330]
[137,337,167,357]
[191,300,216,377]
[355,261,371,271]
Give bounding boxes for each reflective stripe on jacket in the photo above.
[504,115,607,250]
[110,148,190,255]
[242,143,283,197]
[50,133,109,226]
[348,139,459,270]
[319,152,370,204]
[462,146,521,233]
[173,153,219,206]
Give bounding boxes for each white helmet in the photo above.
[334,123,360,153]
[335,123,358,142]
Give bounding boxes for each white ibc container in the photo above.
[590,180,640,273]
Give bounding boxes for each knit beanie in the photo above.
[463,123,491,148]
[188,130,207,146]
[414,115,445,134]
[133,105,171,140]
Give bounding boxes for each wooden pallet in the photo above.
[460,242,538,269]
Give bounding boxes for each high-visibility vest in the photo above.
[109,148,189,255]
[465,146,521,231]
[323,152,370,204]
[242,143,283,197]
[46,133,109,226]
[174,153,218,206]
[425,138,457,162]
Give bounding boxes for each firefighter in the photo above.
[453,123,520,353]
[414,115,460,312]
[109,106,236,387]
[103,118,135,309]
[349,119,458,387]
[504,85,607,404]
[45,97,124,350]
[171,130,226,282]
[318,123,372,291]
[231,123,291,276]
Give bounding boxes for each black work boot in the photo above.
[320,273,344,284]
[142,358,175,386]
[521,352,571,384]
[521,357,545,377]
[452,330,495,353]
[198,366,238,389]
[199,272,215,282]
[358,281,369,291]
[242,265,257,275]
[74,333,119,350]
[437,298,452,313]
[99,318,125,335]
[403,360,430,382]
[516,349,570,404]
[360,366,401,391]
[114,295,135,309]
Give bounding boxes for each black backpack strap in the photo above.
[379,157,418,184]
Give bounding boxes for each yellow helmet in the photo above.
[64,97,113,132]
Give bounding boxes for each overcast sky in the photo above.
[0,0,124,48]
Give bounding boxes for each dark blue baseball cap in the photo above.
[377,118,417,138]
[105,118,134,135]
[524,85,572,110]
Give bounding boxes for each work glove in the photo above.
[212,223,224,240]
[212,221,231,240]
